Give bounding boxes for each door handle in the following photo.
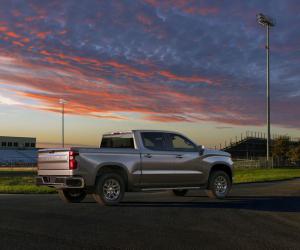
[144,154,152,158]
[176,155,183,159]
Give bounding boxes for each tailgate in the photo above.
[38,149,70,170]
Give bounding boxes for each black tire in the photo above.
[173,189,188,196]
[92,173,125,206]
[206,170,231,199]
[58,189,87,203]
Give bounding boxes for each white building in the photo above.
[0,136,36,149]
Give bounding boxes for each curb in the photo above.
[233,177,300,186]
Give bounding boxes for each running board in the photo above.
[141,186,202,191]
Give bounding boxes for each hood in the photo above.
[203,148,231,157]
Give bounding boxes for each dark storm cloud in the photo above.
[0,0,299,127]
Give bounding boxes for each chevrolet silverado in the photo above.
[36,130,233,205]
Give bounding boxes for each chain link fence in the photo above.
[234,158,300,169]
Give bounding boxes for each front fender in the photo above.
[202,155,233,168]
[202,155,234,179]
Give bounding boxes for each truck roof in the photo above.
[103,129,182,137]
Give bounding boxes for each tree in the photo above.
[287,145,300,163]
[272,137,290,160]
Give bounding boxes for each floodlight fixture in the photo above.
[256,13,275,27]
[59,98,68,104]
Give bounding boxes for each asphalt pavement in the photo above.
[0,179,300,250]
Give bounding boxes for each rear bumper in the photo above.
[36,176,85,189]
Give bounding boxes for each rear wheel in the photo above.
[58,189,87,203]
[92,173,125,206]
[206,170,231,199]
[173,189,188,196]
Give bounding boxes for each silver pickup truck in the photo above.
[37,130,233,205]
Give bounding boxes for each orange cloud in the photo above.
[22,37,30,43]
[35,31,51,39]
[6,31,21,39]
[159,70,214,84]
[12,41,25,47]
[0,49,253,127]
[0,27,8,32]
[183,6,219,15]
[0,54,208,121]
[137,13,153,26]
[145,115,192,122]
[144,1,219,16]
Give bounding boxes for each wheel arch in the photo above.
[95,164,129,191]
[208,164,233,186]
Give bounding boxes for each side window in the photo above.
[141,132,166,151]
[168,134,197,152]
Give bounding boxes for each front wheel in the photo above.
[206,170,231,199]
[92,173,125,206]
[58,189,87,203]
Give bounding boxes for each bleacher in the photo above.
[220,131,300,159]
[0,149,38,166]
[223,137,267,159]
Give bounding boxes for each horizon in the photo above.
[0,0,299,148]
[2,128,299,150]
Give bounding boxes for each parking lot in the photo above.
[0,179,299,250]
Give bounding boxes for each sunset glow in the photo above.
[0,0,299,147]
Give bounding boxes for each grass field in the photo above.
[0,168,55,194]
[234,168,300,183]
[0,168,300,194]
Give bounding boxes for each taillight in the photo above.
[69,151,78,170]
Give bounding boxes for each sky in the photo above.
[0,0,299,148]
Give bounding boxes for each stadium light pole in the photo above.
[256,13,275,167]
[59,99,68,148]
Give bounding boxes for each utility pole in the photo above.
[266,24,271,164]
[59,99,68,148]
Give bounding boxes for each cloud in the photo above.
[159,70,215,84]
[0,0,299,129]
[145,114,192,122]
[0,94,22,105]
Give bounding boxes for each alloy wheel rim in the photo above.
[103,178,121,201]
[214,176,228,195]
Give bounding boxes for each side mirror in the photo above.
[198,145,205,155]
